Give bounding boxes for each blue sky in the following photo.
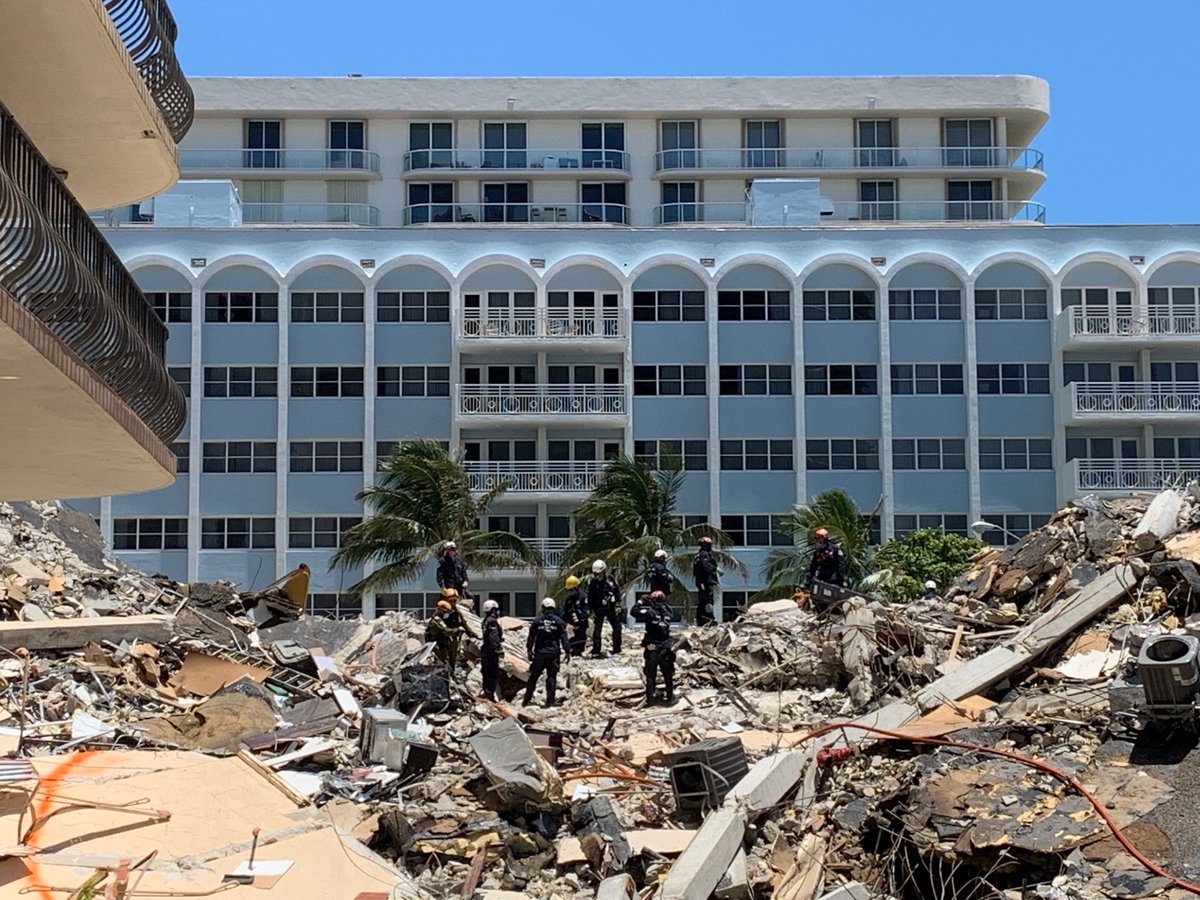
[170,0,1198,225]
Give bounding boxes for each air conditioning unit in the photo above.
[662,736,748,809]
[1138,634,1200,716]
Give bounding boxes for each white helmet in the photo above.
[444,541,456,550]
[482,599,499,613]
[654,549,667,560]
[591,559,606,573]
[924,580,937,590]
[542,597,556,609]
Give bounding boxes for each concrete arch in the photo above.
[1145,251,1200,283]
[970,251,1055,285]
[124,254,198,287]
[626,254,711,286]
[712,253,795,284]
[542,254,626,287]
[282,254,367,289]
[457,254,540,289]
[883,252,970,284]
[797,253,880,285]
[369,255,456,286]
[197,254,284,284]
[1056,252,1140,287]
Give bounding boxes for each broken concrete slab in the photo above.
[714,846,750,900]
[1132,489,1184,550]
[0,613,176,650]
[724,749,806,814]
[468,717,563,812]
[659,807,747,900]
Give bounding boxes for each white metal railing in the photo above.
[404,148,631,172]
[1071,458,1200,492]
[1069,305,1200,338]
[180,148,382,173]
[654,200,1046,225]
[461,310,624,340]
[458,385,626,415]
[464,461,605,493]
[492,538,570,569]
[1072,382,1200,415]
[654,146,1044,171]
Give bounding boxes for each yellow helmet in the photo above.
[436,599,453,612]
[441,587,458,599]
[565,575,581,588]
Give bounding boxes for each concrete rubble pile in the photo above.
[4,493,1200,898]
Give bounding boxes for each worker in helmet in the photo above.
[806,527,846,587]
[587,559,623,657]
[561,575,589,657]
[692,535,719,626]
[479,598,503,701]
[425,592,464,670]
[436,540,472,605]
[922,579,940,602]
[632,590,676,706]
[647,548,673,597]
[524,597,570,707]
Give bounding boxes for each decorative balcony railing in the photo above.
[464,461,605,493]
[242,203,380,226]
[655,200,1046,225]
[491,538,570,570]
[180,148,382,174]
[103,0,193,142]
[1070,382,1200,416]
[1068,305,1200,338]
[461,310,624,340]
[404,148,630,172]
[1070,458,1200,493]
[404,202,628,225]
[0,102,185,442]
[654,146,1043,172]
[458,385,627,416]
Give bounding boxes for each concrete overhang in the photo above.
[0,284,176,501]
[0,0,180,211]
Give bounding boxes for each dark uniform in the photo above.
[480,608,503,700]
[648,558,672,596]
[424,605,464,668]
[588,571,623,656]
[807,538,846,586]
[693,545,719,626]
[561,585,590,656]
[632,595,675,705]
[524,610,570,707]
[436,550,471,599]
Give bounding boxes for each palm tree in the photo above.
[756,488,880,600]
[331,440,541,595]
[561,455,745,611]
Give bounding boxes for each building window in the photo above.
[203,366,277,398]
[147,291,190,323]
[408,122,453,169]
[856,120,895,166]
[169,366,191,397]
[288,516,362,549]
[947,180,995,220]
[375,440,448,470]
[977,363,1050,395]
[806,439,879,471]
[328,120,365,167]
[1154,437,1200,459]
[889,289,961,321]
[290,366,364,398]
[407,182,455,223]
[170,442,189,474]
[482,122,527,168]
[720,515,791,547]
[633,365,706,396]
[894,514,969,538]
[858,181,896,220]
[802,289,876,321]
[482,182,529,222]
[634,439,707,471]
[201,441,276,474]
[378,290,450,323]
[376,591,442,616]
[244,119,282,168]
[719,439,793,471]
[890,364,964,395]
[804,365,878,396]
[204,292,278,324]
[113,518,187,550]
[632,290,705,322]
[580,183,627,223]
[582,122,625,169]
[974,288,1047,320]
[719,364,792,396]
[979,438,1052,470]
[1150,361,1200,383]
[717,290,790,321]
[377,365,450,397]
[290,291,364,323]
[307,593,363,619]
[660,182,698,223]
[660,121,697,169]
[201,517,275,550]
[977,513,1051,547]
[744,120,781,167]
[1149,286,1200,315]
[943,118,994,166]
[290,440,363,473]
[548,291,621,336]
[892,438,967,470]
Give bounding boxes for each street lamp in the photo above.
[970,520,1023,545]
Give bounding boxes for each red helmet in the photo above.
[699,535,714,545]
[650,590,667,601]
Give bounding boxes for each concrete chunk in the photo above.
[1133,489,1184,550]
[0,614,175,650]
[660,807,746,900]
[714,847,750,900]
[724,750,807,813]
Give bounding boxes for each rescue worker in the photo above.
[436,541,472,604]
[524,597,570,707]
[479,599,503,701]
[922,579,940,602]
[693,536,719,626]
[806,527,846,587]
[648,548,673,597]
[560,575,589,657]
[587,559,623,657]
[425,591,464,669]
[631,590,675,705]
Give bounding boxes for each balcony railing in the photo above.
[654,146,1043,172]
[492,538,570,570]
[1070,382,1200,416]
[0,102,185,441]
[404,148,630,173]
[458,385,627,416]
[655,200,1046,225]
[404,202,629,225]
[1068,305,1200,338]
[654,202,749,225]
[461,310,624,340]
[464,461,604,493]
[104,0,193,142]
[179,148,382,174]
[242,203,380,226]
[1069,458,1200,493]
